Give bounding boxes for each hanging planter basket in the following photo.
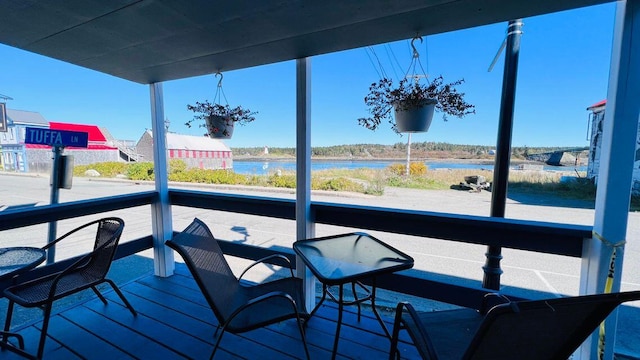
[205,115,234,139]
[393,98,437,133]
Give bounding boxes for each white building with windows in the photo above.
[586,99,640,193]
[0,109,48,172]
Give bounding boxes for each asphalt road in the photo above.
[1,173,639,357]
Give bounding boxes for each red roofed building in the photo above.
[24,122,121,171]
[49,122,109,147]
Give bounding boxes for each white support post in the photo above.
[579,1,640,358]
[405,133,411,176]
[149,82,175,277]
[295,58,316,311]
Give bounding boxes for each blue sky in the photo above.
[0,3,616,148]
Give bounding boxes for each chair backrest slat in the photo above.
[79,217,124,280]
[464,291,640,360]
[166,218,239,322]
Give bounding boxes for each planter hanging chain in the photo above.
[405,36,429,84]
[214,71,229,106]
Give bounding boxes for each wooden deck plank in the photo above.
[82,297,215,359]
[132,269,341,358]
[4,264,420,360]
[153,269,398,358]
[44,316,131,359]
[140,265,411,359]
[113,286,302,359]
[120,292,214,342]
[61,305,183,359]
[1,325,79,360]
[136,274,204,306]
[123,281,215,324]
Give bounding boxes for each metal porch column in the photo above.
[483,19,523,290]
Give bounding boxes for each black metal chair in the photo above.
[165,218,310,360]
[2,217,137,359]
[389,291,640,360]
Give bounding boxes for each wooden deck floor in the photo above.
[2,263,420,360]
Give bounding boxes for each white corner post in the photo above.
[295,57,316,311]
[149,82,175,277]
[579,1,640,358]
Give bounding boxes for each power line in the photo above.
[384,44,401,81]
[365,46,388,79]
[364,47,383,79]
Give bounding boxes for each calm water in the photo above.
[232,159,584,175]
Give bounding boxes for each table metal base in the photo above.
[310,279,391,360]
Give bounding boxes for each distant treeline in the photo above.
[232,142,571,160]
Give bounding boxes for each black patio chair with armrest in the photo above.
[2,217,137,360]
[165,218,310,360]
[389,290,640,360]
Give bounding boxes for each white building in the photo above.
[586,99,640,193]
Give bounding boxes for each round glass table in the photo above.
[0,246,46,354]
[0,246,46,280]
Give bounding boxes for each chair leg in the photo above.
[389,303,404,360]
[91,286,108,305]
[0,331,24,350]
[3,300,14,339]
[1,301,31,359]
[37,303,53,360]
[209,324,228,360]
[294,314,311,360]
[352,282,362,321]
[104,279,137,316]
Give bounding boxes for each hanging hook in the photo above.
[410,36,423,59]
[215,72,223,88]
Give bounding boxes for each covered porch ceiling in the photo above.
[0,0,612,84]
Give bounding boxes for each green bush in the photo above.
[386,174,447,190]
[365,170,387,195]
[386,174,404,187]
[313,177,365,192]
[169,159,187,174]
[73,161,128,177]
[268,174,296,188]
[169,168,248,185]
[73,165,90,176]
[387,162,427,176]
[127,162,155,181]
[245,175,268,186]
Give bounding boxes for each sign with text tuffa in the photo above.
[25,127,89,148]
[0,103,6,133]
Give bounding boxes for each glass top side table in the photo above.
[294,232,413,284]
[294,232,414,359]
